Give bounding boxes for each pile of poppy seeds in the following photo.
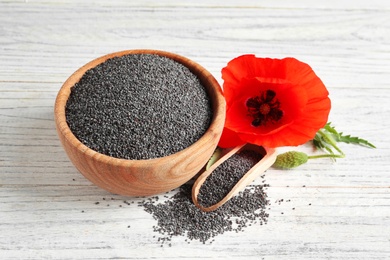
[65,53,212,160]
[141,149,269,245]
[142,186,269,245]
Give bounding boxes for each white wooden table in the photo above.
[1,1,389,259]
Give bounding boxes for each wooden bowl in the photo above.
[54,49,226,196]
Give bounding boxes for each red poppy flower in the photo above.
[218,54,331,148]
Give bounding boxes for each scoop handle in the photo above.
[192,144,277,212]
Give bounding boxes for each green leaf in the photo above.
[323,123,376,149]
[323,122,339,137]
[206,147,223,170]
[312,122,375,156]
[313,132,335,155]
[337,134,376,148]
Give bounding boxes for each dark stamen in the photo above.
[246,89,283,127]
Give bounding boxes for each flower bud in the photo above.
[273,151,308,169]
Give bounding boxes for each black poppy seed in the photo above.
[66,54,212,160]
[197,150,264,208]
[142,181,269,244]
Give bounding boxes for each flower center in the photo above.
[259,103,271,115]
[246,89,283,127]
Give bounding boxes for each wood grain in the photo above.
[1,1,389,259]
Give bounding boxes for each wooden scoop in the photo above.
[192,144,277,212]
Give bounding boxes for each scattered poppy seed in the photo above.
[66,54,212,160]
[141,182,269,245]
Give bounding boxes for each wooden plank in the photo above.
[0,2,389,88]
[0,1,389,259]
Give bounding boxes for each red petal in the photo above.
[222,55,287,89]
[217,127,246,148]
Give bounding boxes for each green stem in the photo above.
[307,128,346,161]
[317,129,345,157]
[308,153,345,160]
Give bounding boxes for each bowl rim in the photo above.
[54,49,226,167]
